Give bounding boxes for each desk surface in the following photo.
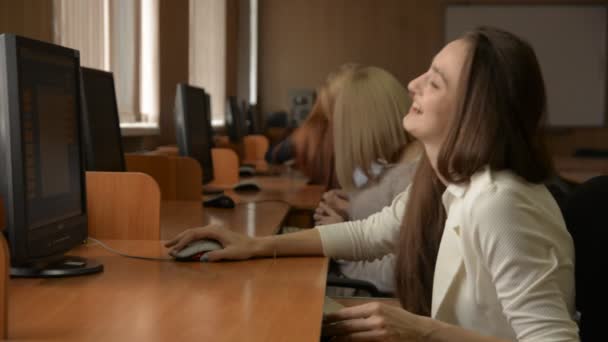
[9,240,328,341]
[228,176,325,210]
[160,200,291,240]
[553,156,608,184]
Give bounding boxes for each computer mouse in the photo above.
[203,194,235,208]
[173,239,223,261]
[233,181,261,193]
[239,165,256,177]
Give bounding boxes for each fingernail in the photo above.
[200,254,209,262]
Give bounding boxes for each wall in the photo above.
[259,0,442,114]
[2,0,607,155]
[258,0,608,156]
[0,0,53,42]
[157,0,189,145]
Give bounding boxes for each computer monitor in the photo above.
[0,34,103,277]
[203,91,215,149]
[174,83,214,184]
[80,67,125,172]
[245,102,263,135]
[225,96,247,143]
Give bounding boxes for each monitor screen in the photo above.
[226,96,246,142]
[175,84,214,184]
[18,45,84,231]
[80,67,125,172]
[0,34,89,264]
[203,91,215,149]
[246,102,262,135]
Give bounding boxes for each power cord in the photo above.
[87,237,173,262]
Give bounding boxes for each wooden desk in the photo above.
[560,170,603,184]
[229,176,325,211]
[160,200,290,239]
[9,240,328,341]
[553,156,608,184]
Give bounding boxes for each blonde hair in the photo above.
[333,66,412,191]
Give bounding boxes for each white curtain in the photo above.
[53,0,159,124]
[53,0,108,70]
[189,0,226,124]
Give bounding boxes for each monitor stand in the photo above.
[10,255,104,278]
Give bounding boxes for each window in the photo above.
[189,0,227,126]
[53,0,159,129]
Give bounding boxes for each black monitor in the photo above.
[203,91,215,149]
[0,34,102,277]
[225,96,247,143]
[245,102,262,135]
[80,67,125,172]
[174,83,214,184]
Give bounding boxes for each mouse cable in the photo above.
[87,237,173,262]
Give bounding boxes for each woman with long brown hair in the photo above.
[166,27,579,341]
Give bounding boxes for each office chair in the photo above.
[545,174,578,210]
[561,175,608,341]
[326,261,393,298]
[573,148,608,159]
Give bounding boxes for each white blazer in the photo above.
[318,168,579,341]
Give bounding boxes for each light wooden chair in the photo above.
[243,134,270,172]
[153,145,179,156]
[169,156,202,200]
[86,172,161,240]
[209,148,239,187]
[125,154,202,200]
[125,154,172,198]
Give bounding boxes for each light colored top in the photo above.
[336,160,417,293]
[318,168,579,341]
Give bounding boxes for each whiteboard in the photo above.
[445,5,607,127]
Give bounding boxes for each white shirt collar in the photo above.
[441,167,493,209]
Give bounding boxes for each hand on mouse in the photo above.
[314,190,350,226]
[322,190,350,215]
[314,201,345,226]
[164,224,257,262]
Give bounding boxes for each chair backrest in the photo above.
[209,148,239,187]
[562,175,608,341]
[243,135,269,162]
[86,172,161,240]
[243,135,270,172]
[125,154,202,200]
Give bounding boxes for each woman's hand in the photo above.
[322,302,434,341]
[314,190,350,225]
[164,224,260,261]
[322,190,350,217]
[314,202,346,225]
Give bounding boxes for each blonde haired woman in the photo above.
[314,66,422,294]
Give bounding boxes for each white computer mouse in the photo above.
[173,239,223,261]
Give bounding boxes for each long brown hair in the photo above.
[292,64,359,189]
[292,98,337,189]
[395,27,554,315]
